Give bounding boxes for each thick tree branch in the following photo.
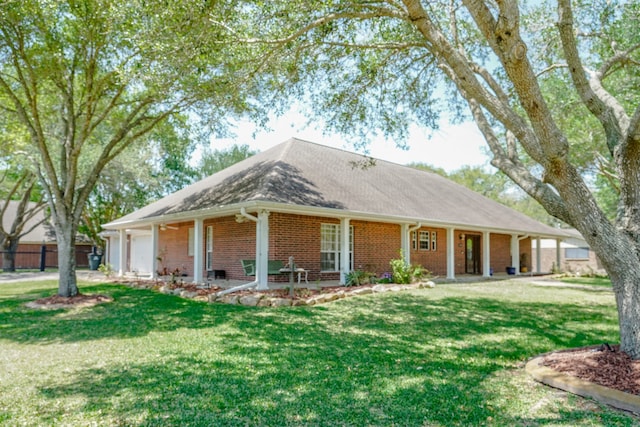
[464,0,571,167]
[403,0,553,181]
[466,96,572,223]
[557,0,629,154]
[599,43,640,78]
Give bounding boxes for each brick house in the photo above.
[532,229,603,275]
[1,200,93,269]
[102,138,569,288]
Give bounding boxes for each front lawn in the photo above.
[0,279,634,426]
[560,276,612,287]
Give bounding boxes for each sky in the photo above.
[208,110,491,173]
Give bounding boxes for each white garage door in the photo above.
[130,234,152,275]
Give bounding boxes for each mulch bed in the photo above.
[26,294,113,310]
[541,344,640,395]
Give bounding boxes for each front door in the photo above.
[465,235,481,274]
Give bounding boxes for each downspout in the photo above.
[405,223,422,265]
[100,234,110,266]
[239,207,258,222]
[217,208,260,296]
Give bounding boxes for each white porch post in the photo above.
[482,231,491,277]
[511,234,520,274]
[340,218,350,285]
[401,224,410,265]
[118,229,127,277]
[556,238,562,272]
[446,228,455,279]
[256,210,270,290]
[193,218,204,283]
[536,237,542,273]
[151,224,159,279]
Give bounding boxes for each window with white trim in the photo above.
[565,247,589,259]
[320,223,353,272]
[419,230,430,251]
[411,231,417,250]
[431,231,437,251]
[205,225,213,270]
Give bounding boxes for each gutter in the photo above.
[408,222,422,233]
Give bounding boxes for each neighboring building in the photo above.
[532,229,603,275]
[1,200,93,269]
[102,138,570,287]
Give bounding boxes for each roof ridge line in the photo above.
[256,138,296,199]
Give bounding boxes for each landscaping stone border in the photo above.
[526,354,640,414]
[124,280,437,307]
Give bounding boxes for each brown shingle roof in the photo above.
[106,138,566,237]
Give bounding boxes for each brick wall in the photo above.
[410,227,448,276]
[490,233,512,274]
[352,220,401,277]
[156,213,522,281]
[519,237,532,273]
[538,247,602,274]
[207,216,255,279]
[157,222,192,275]
[209,213,406,281]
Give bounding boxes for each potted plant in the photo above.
[520,252,529,273]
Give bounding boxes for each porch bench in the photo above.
[241,259,287,276]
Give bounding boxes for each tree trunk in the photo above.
[614,272,640,359]
[3,250,15,272]
[55,220,79,297]
[2,238,18,272]
[577,220,640,358]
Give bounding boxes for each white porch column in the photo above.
[510,234,520,274]
[256,210,270,290]
[340,218,350,285]
[193,218,204,283]
[482,231,491,277]
[151,224,159,279]
[556,238,562,272]
[446,228,455,279]
[401,224,410,265]
[536,237,542,273]
[118,228,127,277]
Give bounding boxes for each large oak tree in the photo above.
[224,1,640,356]
[0,0,261,297]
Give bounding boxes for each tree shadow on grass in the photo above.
[0,283,254,343]
[28,290,631,426]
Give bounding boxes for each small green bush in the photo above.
[98,263,114,278]
[390,252,430,284]
[345,269,376,287]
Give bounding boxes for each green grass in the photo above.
[0,279,636,426]
[560,276,613,287]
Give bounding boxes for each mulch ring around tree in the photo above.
[540,344,640,395]
[25,294,113,310]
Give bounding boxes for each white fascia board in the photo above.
[101,203,253,230]
[253,202,571,240]
[103,200,571,240]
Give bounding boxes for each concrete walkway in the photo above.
[0,270,106,283]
